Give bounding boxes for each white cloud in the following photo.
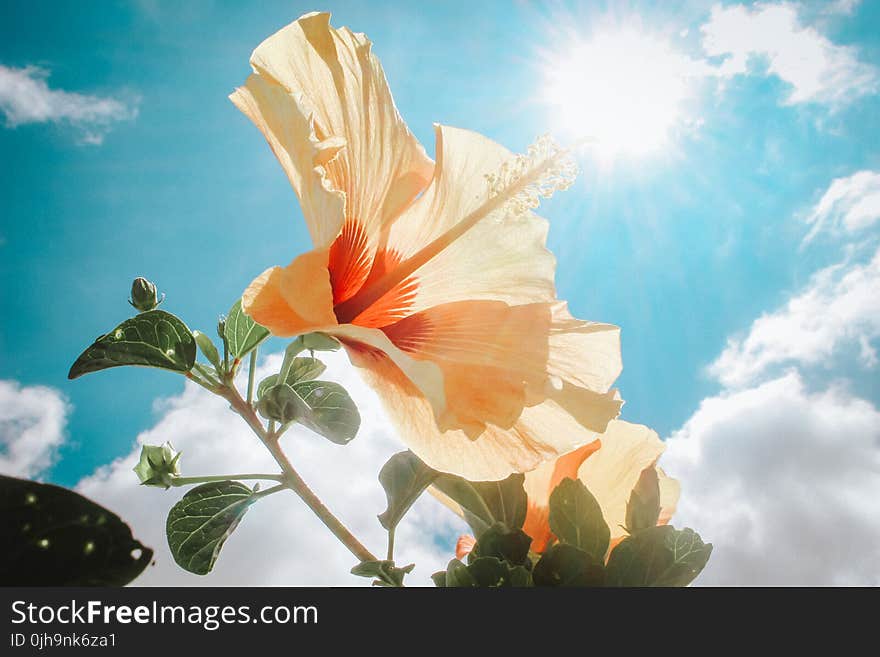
[804,170,880,243]
[663,372,880,585]
[77,351,466,586]
[708,246,880,388]
[700,2,877,107]
[0,64,137,144]
[0,380,69,478]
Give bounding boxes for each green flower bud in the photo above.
[129,277,163,312]
[217,315,227,340]
[132,442,181,489]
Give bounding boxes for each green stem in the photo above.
[171,473,283,487]
[246,349,258,406]
[220,383,377,564]
[387,528,396,561]
[253,483,287,499]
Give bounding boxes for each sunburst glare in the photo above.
[540,27,705,160]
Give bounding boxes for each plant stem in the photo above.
[246,349,257,406]
[387,528,395,561]
[253,483,287,499]
[219,382,377,564]
[171,473,283,486]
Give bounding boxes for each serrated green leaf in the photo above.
[0,475,153,585]
[193,330,222,371]
[68,310,196,379]
[166,481,255,576]
[377,451,438,531]
[225,299,269,359]
[548,477,610,562]
[292,380,360,444]
[350,559,414,587]
[605,525,713,587]
[470,523,532,566]
[532,544,605,587]
[256,384,300,424]
[625,466,661,533]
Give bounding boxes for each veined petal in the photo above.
[234,11,434,294]
[576,420,675,542]
[348,346,615,481]
[334,125,558,324]
[241,248,337,337]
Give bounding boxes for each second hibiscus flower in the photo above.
[231,11,623,480]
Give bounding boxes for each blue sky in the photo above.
[2,1,879,585]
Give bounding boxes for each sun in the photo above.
[540,28,701,159]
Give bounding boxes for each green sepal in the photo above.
[224,299,269,359]
[605,525,712,587]
[532,544,605,587]
[548,477,610,562]
[0,475,153,586]
[132,442,181,489]
[350,560,414,587]
[166,480,255,576]
[129,277,163,312]
[68,310,196,379]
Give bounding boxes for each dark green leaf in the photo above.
[471,474,528,531]
[430,476,496,537]
[605,525,713,587]
[431,570,447,587]
[225,299,270,359]
[350,560,414,587]
[0,475,153,585]
[532,544,605,587]
[292,380,360,444]
[470,523,532,566]
[256,384,300,424]
[193,330,222,371]
[467,557,530,587]
[68,310,196,379]
[549,477,610,562]
[625,466,661,533]
[441,558,474,587]
[166,481,255,576]
[377,451,438,531]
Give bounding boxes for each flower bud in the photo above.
[217,315,227,340]
[132,442,181,489]
[129,277,162,312]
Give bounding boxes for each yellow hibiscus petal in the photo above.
[234,11,433,264]
[576,420,672,542]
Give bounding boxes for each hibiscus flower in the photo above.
[453,420,680,558]
[230,11,623,480]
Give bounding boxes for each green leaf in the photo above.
[68,310,196,379]
[377,451,438,531]
[470,523,532,567]
[0,475,153,585]
[292,380,360,445]
[430,476,496,537]
[434,557,532,587]
[350,560,414,587]
[257,357,326,400]
[625,466,661,533]
[439,558,474,587]
[166,481,255,576]
[256,384,300,424]
[532,544,605,587]
[225,299,270,359]
[471,474,528,531]
[548,477,610,562]
[605,526,713,587]
[192,330,222,371]
[301,332,341,352]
